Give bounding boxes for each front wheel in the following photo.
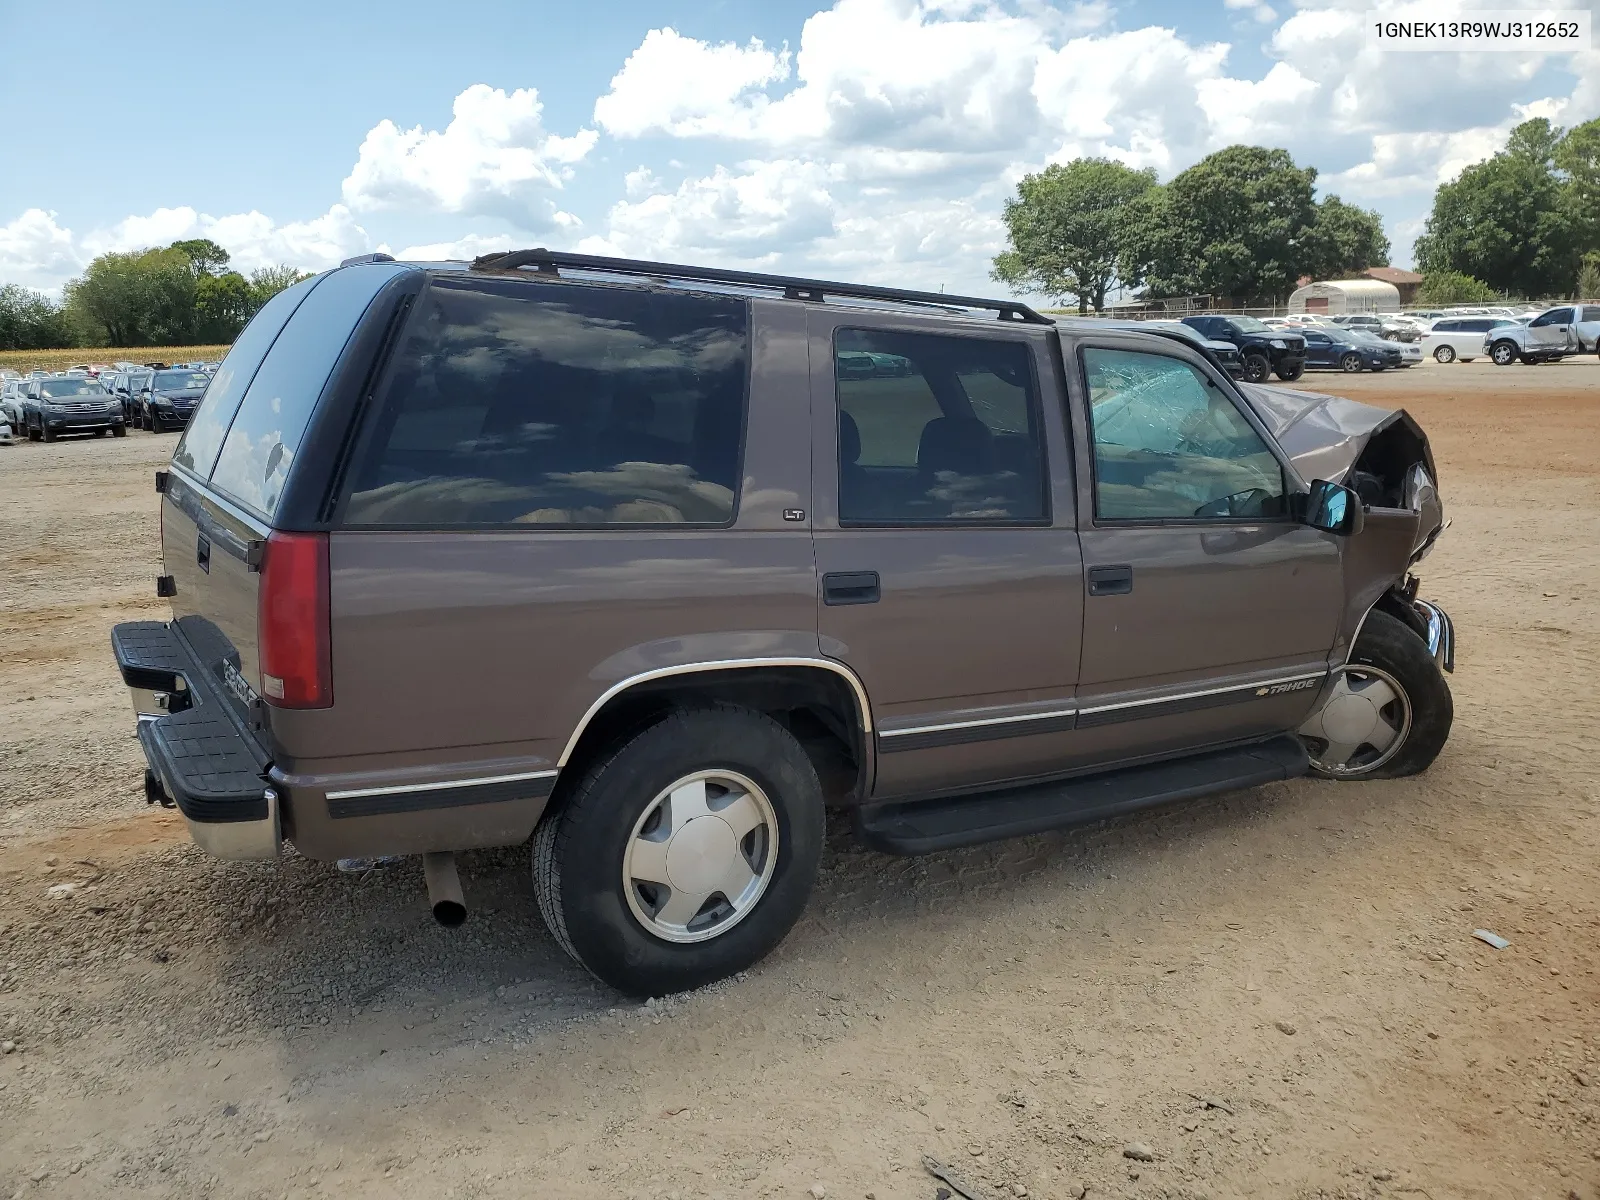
[1339,352,1363,373]
[41,423,56,442]
[1300,610,1452,780]
[111,423,127,438]
[533,704,825,995]
[1490,340,1519,366]
[1242,352,1271,383]
[1275,360,1304,382]
[1433,345,1455,363]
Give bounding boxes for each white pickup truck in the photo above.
[1486,304,1600,365]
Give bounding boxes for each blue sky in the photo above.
[2,0,1594,298]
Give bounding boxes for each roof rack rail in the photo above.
[469,247,1051,325]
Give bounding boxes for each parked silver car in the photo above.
[1485,304,1600,365]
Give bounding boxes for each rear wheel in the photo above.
[1300,610,1452,780]
[1242,352,1271,383]
[1339,352,1363,373]
[533,704,825,996]
[1433,345,1455,363]
[1490,340,1519,366]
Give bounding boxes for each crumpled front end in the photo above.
[1239,383,1445,566]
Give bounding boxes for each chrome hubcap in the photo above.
[1299,665,1412,777]
[622,770,778,944]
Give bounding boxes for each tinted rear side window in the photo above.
[173,276,320,478]
[209,265,407,519]
[339,277,748,527]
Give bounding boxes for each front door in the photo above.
[809,313,1083,799]
[1528,307,1574,353]
[1301,331,1334,368]
[1064,338,1343,767]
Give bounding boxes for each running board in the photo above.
[854,735,1309,855]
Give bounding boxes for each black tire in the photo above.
[1433,345,1455,363]
[1242,352,1271,383]
[1490,340,1519,366]
[1313,610,1453,780]
[533,704,825,996]
[1275,360,1305,382]
[1339,352,1363,373]
[111,423,126,437]
[41,422,56,442]
[27,417,40,442]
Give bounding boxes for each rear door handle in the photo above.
[1087,564,1133,596]
[823,571,880,606]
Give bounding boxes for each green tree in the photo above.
[195,271,255,342]
[1554,118,1600,258]
[1304,195,1390,280]
[63,247,198,346]
[0,284,79,350]
[1505,116,1564,166]
[991,158,1157,313]
[1123,145,1321,304]
[248,264,310,307]
[1578,253,1600,301]
[1413,118,1582,297]
[1415,270,1500,305]
[170,237,233,277]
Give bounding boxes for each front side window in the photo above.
[833,328,1046,524]
[1531,308,1572,327]
[1082,347,1285,522]
[340,277,748,527]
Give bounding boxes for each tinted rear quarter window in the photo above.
[173,276,321,478]
[339,276,748,527]
[209,265,408,519]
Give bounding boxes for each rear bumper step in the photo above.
[855,734,1309,855]
[113,621,280,860]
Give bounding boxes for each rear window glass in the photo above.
[209,266,402,518]
[338,277,748,527]
[173,276,320,478]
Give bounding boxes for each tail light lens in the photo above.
[258,531,331,708]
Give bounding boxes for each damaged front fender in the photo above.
[1239,382,1449,659]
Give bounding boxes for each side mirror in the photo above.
[1303,479,1364,536]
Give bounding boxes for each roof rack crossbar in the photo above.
[469,248,1050,325]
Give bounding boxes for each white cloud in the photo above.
[594,28,791,138]
[0,203,370,293]
[342,84,597,229]
[81,205,369,275]
[590,160,841,262]
[0,210,79,290]
[394,232,521,261]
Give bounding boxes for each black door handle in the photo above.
[1087,564,1132,596]
[196,533,211,574]
[823,571,880,606]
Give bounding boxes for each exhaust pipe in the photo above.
[423,852,466,927]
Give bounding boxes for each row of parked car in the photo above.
[0,360,216,443]
[1259,304,1600,366]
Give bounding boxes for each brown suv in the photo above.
[112,249,1455,995]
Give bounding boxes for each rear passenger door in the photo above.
[1065,337,1342,767]
[809,312,1083,799]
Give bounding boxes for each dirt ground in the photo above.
[1,357,1597,1200]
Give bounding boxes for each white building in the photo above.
[1287,278,1403,315]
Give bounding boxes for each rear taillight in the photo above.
[258,531,331,708]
